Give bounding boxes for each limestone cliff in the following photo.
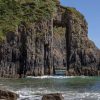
[0,0,100,78]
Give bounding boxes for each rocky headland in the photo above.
[0,0,100,78]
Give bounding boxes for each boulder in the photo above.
[0,90,19,100]
[42,93,64,100]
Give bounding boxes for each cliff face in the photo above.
[0,1,100,78]
[53,5,100,76]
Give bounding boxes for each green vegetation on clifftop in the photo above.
[61,6,84,20]
[0,0,57,41]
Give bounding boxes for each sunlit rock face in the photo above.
[0,1,100,78]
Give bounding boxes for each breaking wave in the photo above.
[26,75,88,79]
[16,88,100,100]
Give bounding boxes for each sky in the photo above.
[60,0,100,48]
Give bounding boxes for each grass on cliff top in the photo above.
[0,0,57,41]
[61,6,84,19]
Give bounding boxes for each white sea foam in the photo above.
[26,75,88,79]
[9,83,100,100]
[63,92,100,100]
[16,88,100,100]
[16,89,53,100]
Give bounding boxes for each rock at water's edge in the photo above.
[0,89,19,100]
[42,93,64,100]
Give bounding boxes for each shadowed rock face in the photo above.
[0,1,100,78]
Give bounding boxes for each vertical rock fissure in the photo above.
[19,23,27,78]
[65,19,72,71]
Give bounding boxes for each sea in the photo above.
[0,76,100,100]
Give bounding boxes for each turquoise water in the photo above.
[0,76,100,100]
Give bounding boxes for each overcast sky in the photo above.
[60,0,100,48]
